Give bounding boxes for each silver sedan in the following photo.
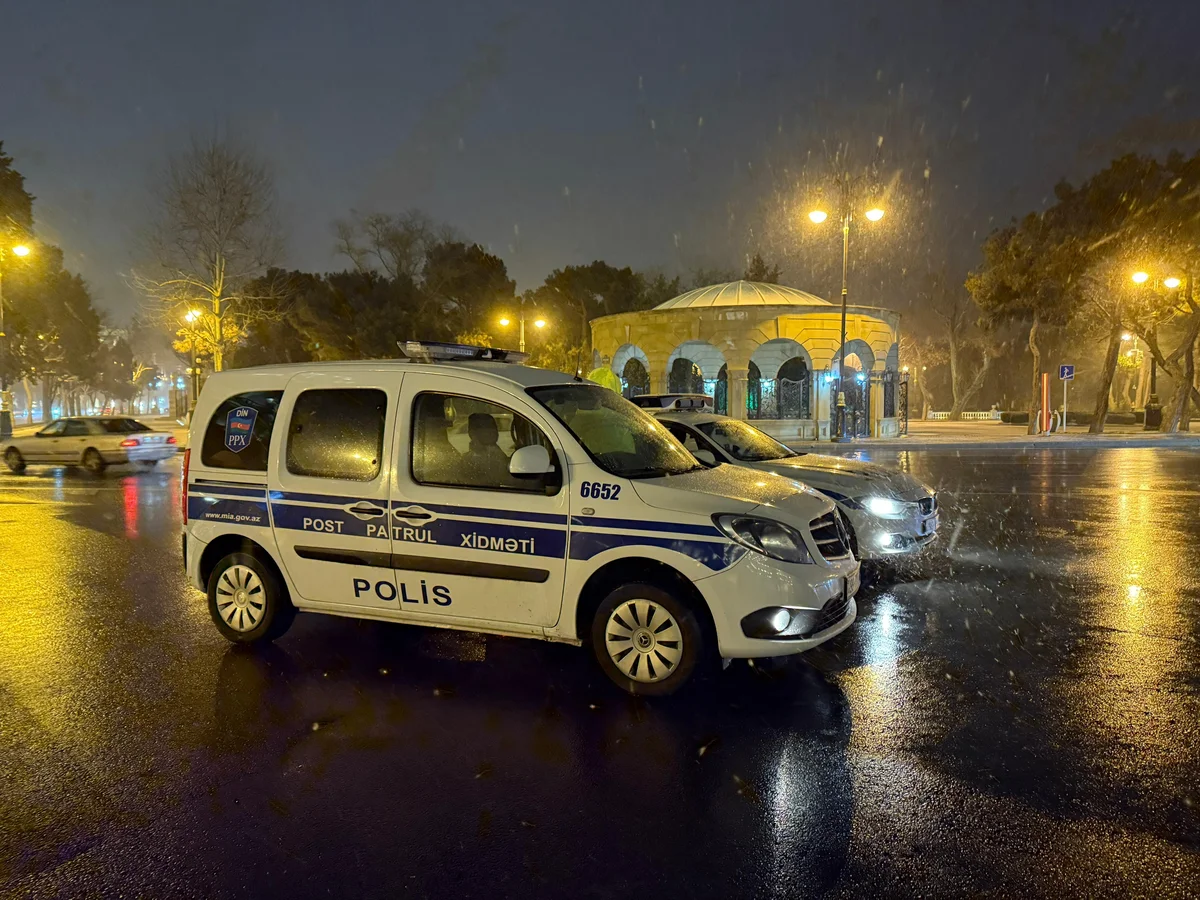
[3,416,179,474]
[656,411,939,560]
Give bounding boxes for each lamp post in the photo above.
[0,243,32,438]
[808,193,884,441]
[183,309,204,412]
[1131,270,1182,429]
[498,300,546,353]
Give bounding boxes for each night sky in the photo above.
[3,0,1199,320]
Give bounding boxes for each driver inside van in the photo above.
[464,412,511,484]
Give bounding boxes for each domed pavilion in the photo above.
[590,280,902,440]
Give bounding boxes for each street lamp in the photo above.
[0,241,34,438]
[808,194,886,441]
[1128,269,1182,429]
[497,302,546,353]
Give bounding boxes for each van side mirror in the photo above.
[510,444,554,476]
[693,449,717,466]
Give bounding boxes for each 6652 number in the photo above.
[580,481,621,500]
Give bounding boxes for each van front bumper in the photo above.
[696,552,860,658]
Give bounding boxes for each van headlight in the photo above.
[863,496,909,518]
[713,514,813,564]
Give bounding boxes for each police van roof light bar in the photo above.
[399,341,528,364]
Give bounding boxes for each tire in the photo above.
[82,448,106,475]
[207,551,296,644]
[4,448,25,473]
[591,582,706,696]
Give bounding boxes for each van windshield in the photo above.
[528,384,702,479]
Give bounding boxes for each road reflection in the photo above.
[207,628,854,895]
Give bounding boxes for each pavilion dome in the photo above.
[653,280,831,310]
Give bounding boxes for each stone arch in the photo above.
[885,341,899,373]
[610,343,649,378]
[750,338,812,381]
[831,338,875,377]
[666,340,727,382]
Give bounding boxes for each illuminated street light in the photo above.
[1121,332,1132,341]
[1164,276,1181,290]
[807,193,888,441]
[1,242,35,438]
[185,309,203,323]
[497,304,546,353]
[1131,271,1149,284]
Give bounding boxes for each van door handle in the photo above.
[393,506,432,522]
[346,502,386,520]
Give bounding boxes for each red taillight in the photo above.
[120,438,139,448]
[166,435,177,444]
[181,448,191,524]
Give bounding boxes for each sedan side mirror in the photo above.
[510,444,554,476]
[693,449,717,466]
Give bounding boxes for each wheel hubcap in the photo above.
[604,599,683,684]
[216,565,266,632]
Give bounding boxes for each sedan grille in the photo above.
[919,495,937,515]
[810,511,851,561]
[803,592,851,637]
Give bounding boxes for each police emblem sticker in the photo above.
[225,406,258,452]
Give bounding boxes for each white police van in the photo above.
[183,342,859,694]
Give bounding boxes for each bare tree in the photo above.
[132,138,284,371]
[333,209,458,280]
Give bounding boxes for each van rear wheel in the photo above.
[591,583,705,696]
[207,552,295,643]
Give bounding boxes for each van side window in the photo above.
[411,392,559,494]
[201,391,283,471]
[286,389,386,481]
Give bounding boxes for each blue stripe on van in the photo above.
[269,490,368,507]
[406,501,567,525]
[270,503,387,539]
[569,515,723,537]
[269,502,567,559]
[569,531,744,571]
[188,496,269,526]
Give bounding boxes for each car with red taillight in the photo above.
[2,416,179,474]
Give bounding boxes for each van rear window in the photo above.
[200,391,283,471]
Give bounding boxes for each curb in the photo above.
[785,435,1200,451]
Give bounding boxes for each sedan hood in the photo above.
[746,454,930,501]
[631,463,833,527]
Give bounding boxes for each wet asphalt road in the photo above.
[1,450,1198,899]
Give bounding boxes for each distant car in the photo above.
[630,393,713,411]
[656,410,939,559]
[3,416,179,474]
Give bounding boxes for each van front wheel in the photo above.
[207,552,295,643]
[591,583,705,696]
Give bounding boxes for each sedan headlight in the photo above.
[713,514,813,564]
[863,496,910,518]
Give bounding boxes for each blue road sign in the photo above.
[1059,364,1075,381]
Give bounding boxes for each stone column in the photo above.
[727,367,749,421]
[870,366,886,437]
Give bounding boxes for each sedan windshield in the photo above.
[529,384,701,478]
[695,419,799,462]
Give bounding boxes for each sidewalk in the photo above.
[784,420,1200,451]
